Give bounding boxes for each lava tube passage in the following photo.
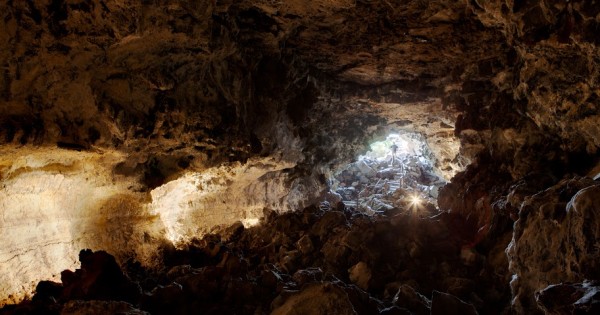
[331,133,447,216]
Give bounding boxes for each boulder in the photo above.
[348,262,371,290]
[356,160,377,178]
[507,178,600,313]
[430,291,478,315]
[536,281,600,314]
[392,285,430,315]
[61,250,141,303]
[60,300,149,315]
[271,283,357,315]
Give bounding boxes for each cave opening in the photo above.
[331,132,446,216]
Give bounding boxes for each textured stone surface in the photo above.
[0,201,579,314]
[430,291,478,315]
[536,281,600,315]
[271,283,357,315]
[507,178,600,314]
[0,146,324,304]
[61,300,149,315]
[0,146,160,305]
[0,0,599,312]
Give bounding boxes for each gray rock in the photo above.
[356,160,377,177]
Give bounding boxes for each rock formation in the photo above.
[0,0,599,314]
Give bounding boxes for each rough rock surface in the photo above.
[430,290,478,315]
[507,178,600,314]
[1,207,494,315]
[535,281,600,314]
[60,300,149,315]
[271,283,357,315]
[0,0,599,313]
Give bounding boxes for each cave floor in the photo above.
[1,202,511,315]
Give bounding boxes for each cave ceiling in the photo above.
[1,0,598,171]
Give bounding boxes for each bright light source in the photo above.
[408,194,423,211]
[409,194,422,207]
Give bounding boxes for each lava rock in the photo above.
[311,211,347,239]
[430,291,478,315]
[61,250,141,303]
[292,268,323,287]
[356,160,377,178]
[379,306,412,315]
[296,234,315,255]
[60,300,148,315]
[536,281,600,315]
[33,281,63,302]
[507,178,600,313]
[220,221,245,243]
[271,283,357,315]
[348,262,372,290]
[392,285,431,315]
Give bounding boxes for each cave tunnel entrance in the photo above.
[331,132,447,216]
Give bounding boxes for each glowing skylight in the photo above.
[332,132,447,215]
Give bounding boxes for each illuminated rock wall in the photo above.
[0,147,312,305]
[0,147,157,304]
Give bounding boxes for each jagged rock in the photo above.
[60,250,141,304]
[279,250,301,274]
[341,284,383,315]
[379,306,412,315]
[33,281,63,302]
[536,281,600,315]
[219,221,245,243]
[271,283,357,315]
[507,178,600,313]
[292,268,323,287]
[311,211,348,239]
[296,234,314,255]
[348,262,372,290]
[377,169,396,180]
[392,285,431,315]
[430,291,478,315]
[165,265,194,281]
[60,300,148,315]
[356,160,377,178]
[259,268,286,291]
[217,252,248,276]
[443,277,476,299]
[140,283,184,315]
[321,237,350,273]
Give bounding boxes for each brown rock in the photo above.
[393,285,431,315]
[507,178,600,313]
[536,281,600,315]
[348,262,371,291]
[60,250,141,303]
[271,283,357,315]
[296,234,314,255]
[430,291,478,315]
[60,300,149,315]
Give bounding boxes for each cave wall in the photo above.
[0,0,599,312]
[438,1,600,313]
